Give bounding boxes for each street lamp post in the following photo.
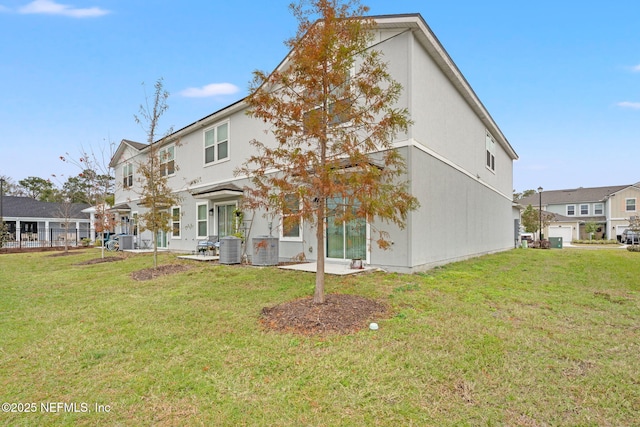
[538,186,543,241]
[0,177,5,223]
[0,178,5,245]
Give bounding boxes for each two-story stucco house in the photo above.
[109,13,518,273]
[519,184,640,242]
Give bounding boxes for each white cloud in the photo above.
[617,101,640,110]
[18,0,110,18]
[632,64,640,72]
[179,83,240,98]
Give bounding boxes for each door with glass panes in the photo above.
[326,197,367,260]
[216,203,237,238]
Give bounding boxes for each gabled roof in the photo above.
[111,13,517,167]
[372,14,517,160]
[1,196,90,220]
[545,211,606,223]
[109,139,148,168]
[519,185,631,206]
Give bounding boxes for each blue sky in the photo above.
[0,0,638,193]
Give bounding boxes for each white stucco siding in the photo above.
[165,106,274,196]
[407,31,513,198]
[405,147,514,272]
[112,145,146,205]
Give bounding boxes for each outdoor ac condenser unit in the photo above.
[219,236,242,264]
[252,236,279,266]
[119,235,134,250]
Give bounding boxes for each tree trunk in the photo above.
[314,196,326,304]
[153,226,158,269]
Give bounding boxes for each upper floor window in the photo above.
[159,146,175,176]
[626,198,636,212]
[205,122,229,164]
[567,205,575,216]
[580,204,589,215]
[594,203,603,215]
[485,132,496,172]
[123,163,133,188]
[303,73,351,135]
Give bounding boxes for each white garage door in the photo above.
[616,225,630,237]
[549,226,572,243]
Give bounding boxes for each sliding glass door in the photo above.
[326,197,366,260]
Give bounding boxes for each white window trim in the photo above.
[325,219,371,264]
[580,204,589,216]
[594,203,604,215]
[159,145,176,177]
[485,131,496,173]
[213,201,238,237]
[280,198,303,242]
[196,202,209,238]
[566,205,576,216]
[123,163,133,188]
[171,206,181,239]
[626,198,636,212]
[132,211,139,237]
[204,121,230,166]
[280,218,304,242]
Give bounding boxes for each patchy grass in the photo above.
[0,248,638,426]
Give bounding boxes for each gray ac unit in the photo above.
[252,236,279,266]
[119,235,134,250]
[219,236,242,264]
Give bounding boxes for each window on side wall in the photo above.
[626,198,636,212]
[123,163,133,188]
[204,122,229,164]
[281,194,302,240]
[159,146,175,177]
[132,212,139,236]
[171,206,181,238]
[485,132,496,172]
[303,72,352,135]
[196,203,208,238]
[567,205,575,216]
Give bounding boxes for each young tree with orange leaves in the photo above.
[134,78,180,269]
[237,0,418,304]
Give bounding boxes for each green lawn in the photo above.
[0,248,638,426]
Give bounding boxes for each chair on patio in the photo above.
[196,235,219,256]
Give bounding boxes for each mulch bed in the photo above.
[261,293,389,335]
[130,264,190,281]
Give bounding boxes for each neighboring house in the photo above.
[518,184,640,242]
[109,13,518,273]
[0,196,91,247]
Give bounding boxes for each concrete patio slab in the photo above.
[279,262,376,275]
[177,254,220,262]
